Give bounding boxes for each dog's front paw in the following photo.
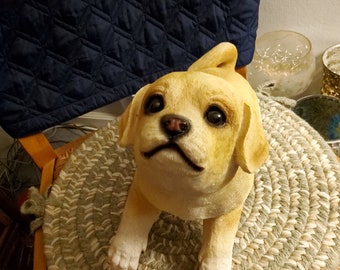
[107,245,140,270]
[199,256,232,270]
[107,235,143,270]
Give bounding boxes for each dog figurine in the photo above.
[107,42,269,270]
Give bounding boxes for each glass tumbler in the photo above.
[248,30,315,98]
[322,44,340,98]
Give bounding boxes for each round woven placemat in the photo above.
[43,94,340,270]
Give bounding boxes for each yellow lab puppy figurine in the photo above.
[108,42,269,270]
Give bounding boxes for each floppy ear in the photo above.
[236,103,269,173]
[189,42,268,172]
[119,84,150,146]
[188,42,237,74]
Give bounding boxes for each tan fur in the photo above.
[108,42,269,270]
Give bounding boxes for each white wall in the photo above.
[257,0,340,96]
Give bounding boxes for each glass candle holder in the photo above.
[248,30,315,98]
[322,44,340,98]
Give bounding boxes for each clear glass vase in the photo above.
[248,30,316,98]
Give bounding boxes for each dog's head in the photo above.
[119,43,268,183]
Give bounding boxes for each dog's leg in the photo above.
[107,181,160,270]
[199,205,243,270]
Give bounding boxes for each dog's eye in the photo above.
[205,105,227,127]
[144,94,164,114]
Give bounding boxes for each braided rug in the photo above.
[43,94,340,269]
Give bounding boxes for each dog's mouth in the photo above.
[143,142,204,172]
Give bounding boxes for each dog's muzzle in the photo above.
[143,142,204,172]
[142,114,204,172]
[161,114,190,141]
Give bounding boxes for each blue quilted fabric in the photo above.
[0,0,259,138]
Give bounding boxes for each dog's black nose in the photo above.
[161,115,191,140]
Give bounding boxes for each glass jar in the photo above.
[248,30,315,98]
[322,44,340,98]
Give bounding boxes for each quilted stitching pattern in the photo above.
[0,0,259,138]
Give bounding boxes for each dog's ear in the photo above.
[188,42,237,74]
[236,103,269,173]
[119,84,150,146]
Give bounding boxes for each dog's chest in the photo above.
[135,165,253,220]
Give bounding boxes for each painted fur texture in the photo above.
[107,42,269,270]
